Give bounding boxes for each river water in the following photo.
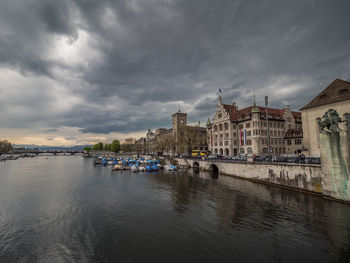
[0,156,350,262]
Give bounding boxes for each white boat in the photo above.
[138,166,145,172]
[164,164,177,171]
[131,165,138,172]
[107,161,114,165]
[112,164,122,170]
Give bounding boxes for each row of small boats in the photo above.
[0,153,36,161]
[94,156,177,172]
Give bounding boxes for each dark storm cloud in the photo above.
[1,0,350,136]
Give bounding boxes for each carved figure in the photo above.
[318,109,344,132]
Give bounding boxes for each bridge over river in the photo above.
[9,149,83,155]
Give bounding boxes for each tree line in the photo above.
[84,139,121,152]
[0,140,13,153]
[84,138,138,153]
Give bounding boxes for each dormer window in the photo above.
[339,88,348,95]
[319,94,327,99]
[218,113,222,118]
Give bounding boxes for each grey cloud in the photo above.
[1,0,350,138]
[45,128,59,133]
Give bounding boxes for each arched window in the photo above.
[214,125,217,132]
[240,148,245,154]
[247,148,252,154]
[219,124,223,131]
[263,148,268,154]
[219,149,223,155]
[225,148,229,156]
[215,148,218,154]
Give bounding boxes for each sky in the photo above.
[0,0,350,146]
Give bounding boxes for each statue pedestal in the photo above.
[320,131,350,201]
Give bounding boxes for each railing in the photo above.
[172,155,321,165]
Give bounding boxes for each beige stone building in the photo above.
[145,111,207,155]
[301,79,350,157]
[207,99,302,156]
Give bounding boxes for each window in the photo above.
[233,125,236,129]
[214,134,217,139]
[224,122,229,130]
[218,113,222,118]
[234,140,237,146]
[224,141,228,146]
[240,148,245,154]
[288,124,291,129]
[246,140,252,145]
[247,148,252,154]
[246,123,251,128]
[225,133,229,138]
[220,134,223,139]
[219,141,223,146]
[339,89,348,95]
[295,139,302,145]
[233,132,237,137]
[219,124,223,131]
[239,124,244,130]
[287,117,291,122]
[246,130,251,136]
[214,142,218,146]
[214,125,217,132]
[287,139,291,145]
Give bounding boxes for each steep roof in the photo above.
[222,104,302,122]
[301,79,350,110]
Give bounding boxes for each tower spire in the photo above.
[252,90,259,113]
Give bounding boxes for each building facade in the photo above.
[207,99,302,156]
[145,111,207,156]
[301,79,350,157]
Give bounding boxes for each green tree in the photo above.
[111,139,121,152]
[92,142,103,151]
[104,143,112,151]
[84,146,91,152]
[0,140,12,153]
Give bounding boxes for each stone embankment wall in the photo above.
[172,158,323,194]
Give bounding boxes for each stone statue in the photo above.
[318,109,344,132]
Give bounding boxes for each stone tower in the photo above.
[172,111,187,153]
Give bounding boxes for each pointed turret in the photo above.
[251,92,259,113]
[206,117,211,127]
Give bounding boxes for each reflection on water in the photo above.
[0,156,350,262]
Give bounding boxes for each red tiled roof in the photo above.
[222,104,302,122]
[301,79,350,110]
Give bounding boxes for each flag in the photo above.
[218,88,222,94]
